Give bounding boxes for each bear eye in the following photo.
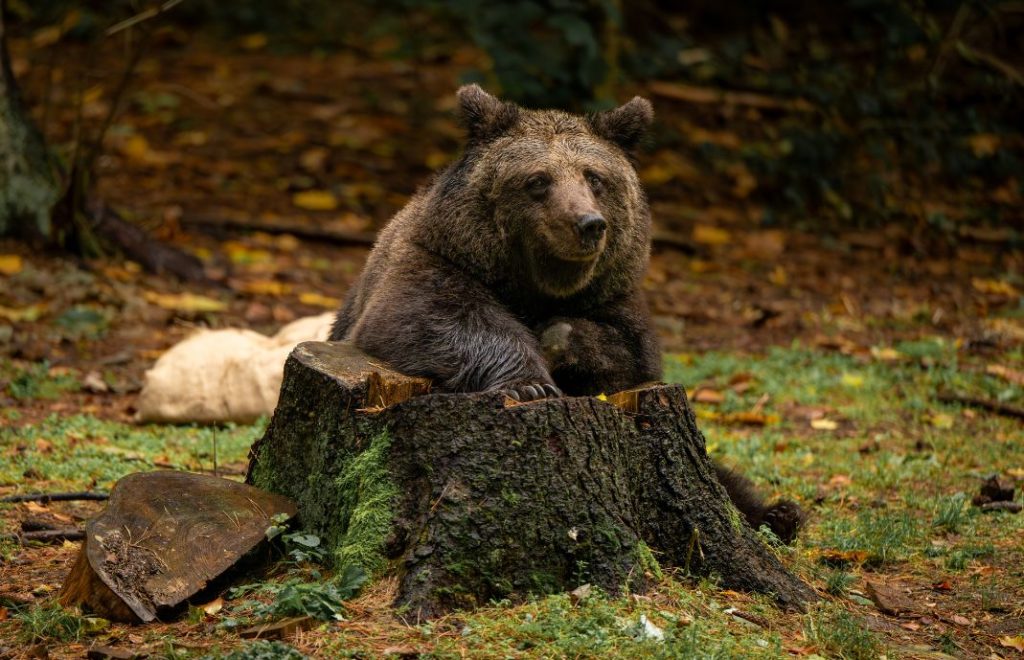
[526,173,552,198]
[585,171,604,195]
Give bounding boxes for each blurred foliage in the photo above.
[10,0,1022,230]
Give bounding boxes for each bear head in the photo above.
[416,85,654,302]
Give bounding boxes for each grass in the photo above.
[12,602,87,644]
[0,414,264,491]
[804,603,882,660]
[2,341,1022,657]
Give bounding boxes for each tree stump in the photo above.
[247,342,816,618]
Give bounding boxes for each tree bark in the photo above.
[248,342,816,618]
[0,0,59,239]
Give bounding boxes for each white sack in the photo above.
[136,312,334,424]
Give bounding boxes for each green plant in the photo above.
[14,603,86,643]
[932,492,970,534]
[805,604,882,660]
[203,640,308,660]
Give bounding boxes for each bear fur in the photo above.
[331,85,803,542]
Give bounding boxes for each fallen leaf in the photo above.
[292,190,338,211]
[692,224,731,246]
[841,373,864,388]
[811,418,838,431]
[692,388,724,404]
[1000,636,1024,652]
[866,580,918,616]
[949,614,970,626]
[928,412,954,429]
[240,33,268,50]
[143,291,226,313]
[201,597,224,615]
[967,133,1000,158]
[31,25,62,48]
[972,278,1020,298]
[236,279,292,296]
[298,292,341,308]
[818,549,869,567]
[0,254,23,275]
[870,346,903,362]
[0,303,46,322]
[986,364,1024,387]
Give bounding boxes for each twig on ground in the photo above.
[1,491,109,504]
[955,41,1024,87]
[182,214,377,246]
[1,529,85,544]
[937,391,1024,420]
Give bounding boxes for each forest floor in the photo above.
[1,21,1023,660]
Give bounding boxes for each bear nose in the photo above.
[576,214,607,240]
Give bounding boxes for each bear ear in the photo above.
[456,84,519,144]
[589,96,654,152]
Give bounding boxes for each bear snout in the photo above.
[576,214,607,244]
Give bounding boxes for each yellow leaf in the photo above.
[841,373,864,388]
[120,134,151,162]
[200,597,224,616]
[298,292,341,308]
[143,291,226,313]
[1007,467,1024,479]
[968,133,999,158]
[999,636,1024,652]
[0,303,45,322]
[811,418,838,431]
[31,25,62,48]
[596,393,608,401]
[692,225,731,246]
[768,265,787,286]
[224,241,272,265]
[292,190,338,212]
[986,364,1024,387]
[928,412,954,429]
[691,388,725,404]
[0,254,23,275]
[237,280,292,296]
[870,346,903,362]
[972,277,1020,298]
[240,33,268,50]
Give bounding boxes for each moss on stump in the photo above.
[247,341,816,618]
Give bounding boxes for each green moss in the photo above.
[726,502,744,533]
[333,431,398,576]
[632,541,663,581]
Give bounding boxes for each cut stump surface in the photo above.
[60,471,296,622]
[248,341,816,618]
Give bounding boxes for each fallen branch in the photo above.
[649,81,815,113]
[1,491,109,503]
[937,391,1024,420]
[90,202,209,282]
[182,214,377,247]
[1,529,85,544]
[955,41,1024,87]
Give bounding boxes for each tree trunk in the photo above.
[247,342,817,619]
[0,0,59,239]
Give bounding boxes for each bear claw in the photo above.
[504,383,562,402]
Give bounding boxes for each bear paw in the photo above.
[540,322,573,361]
[761,499,805,544]
[502,383,562,402]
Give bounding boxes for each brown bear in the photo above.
[330,85,803,542]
